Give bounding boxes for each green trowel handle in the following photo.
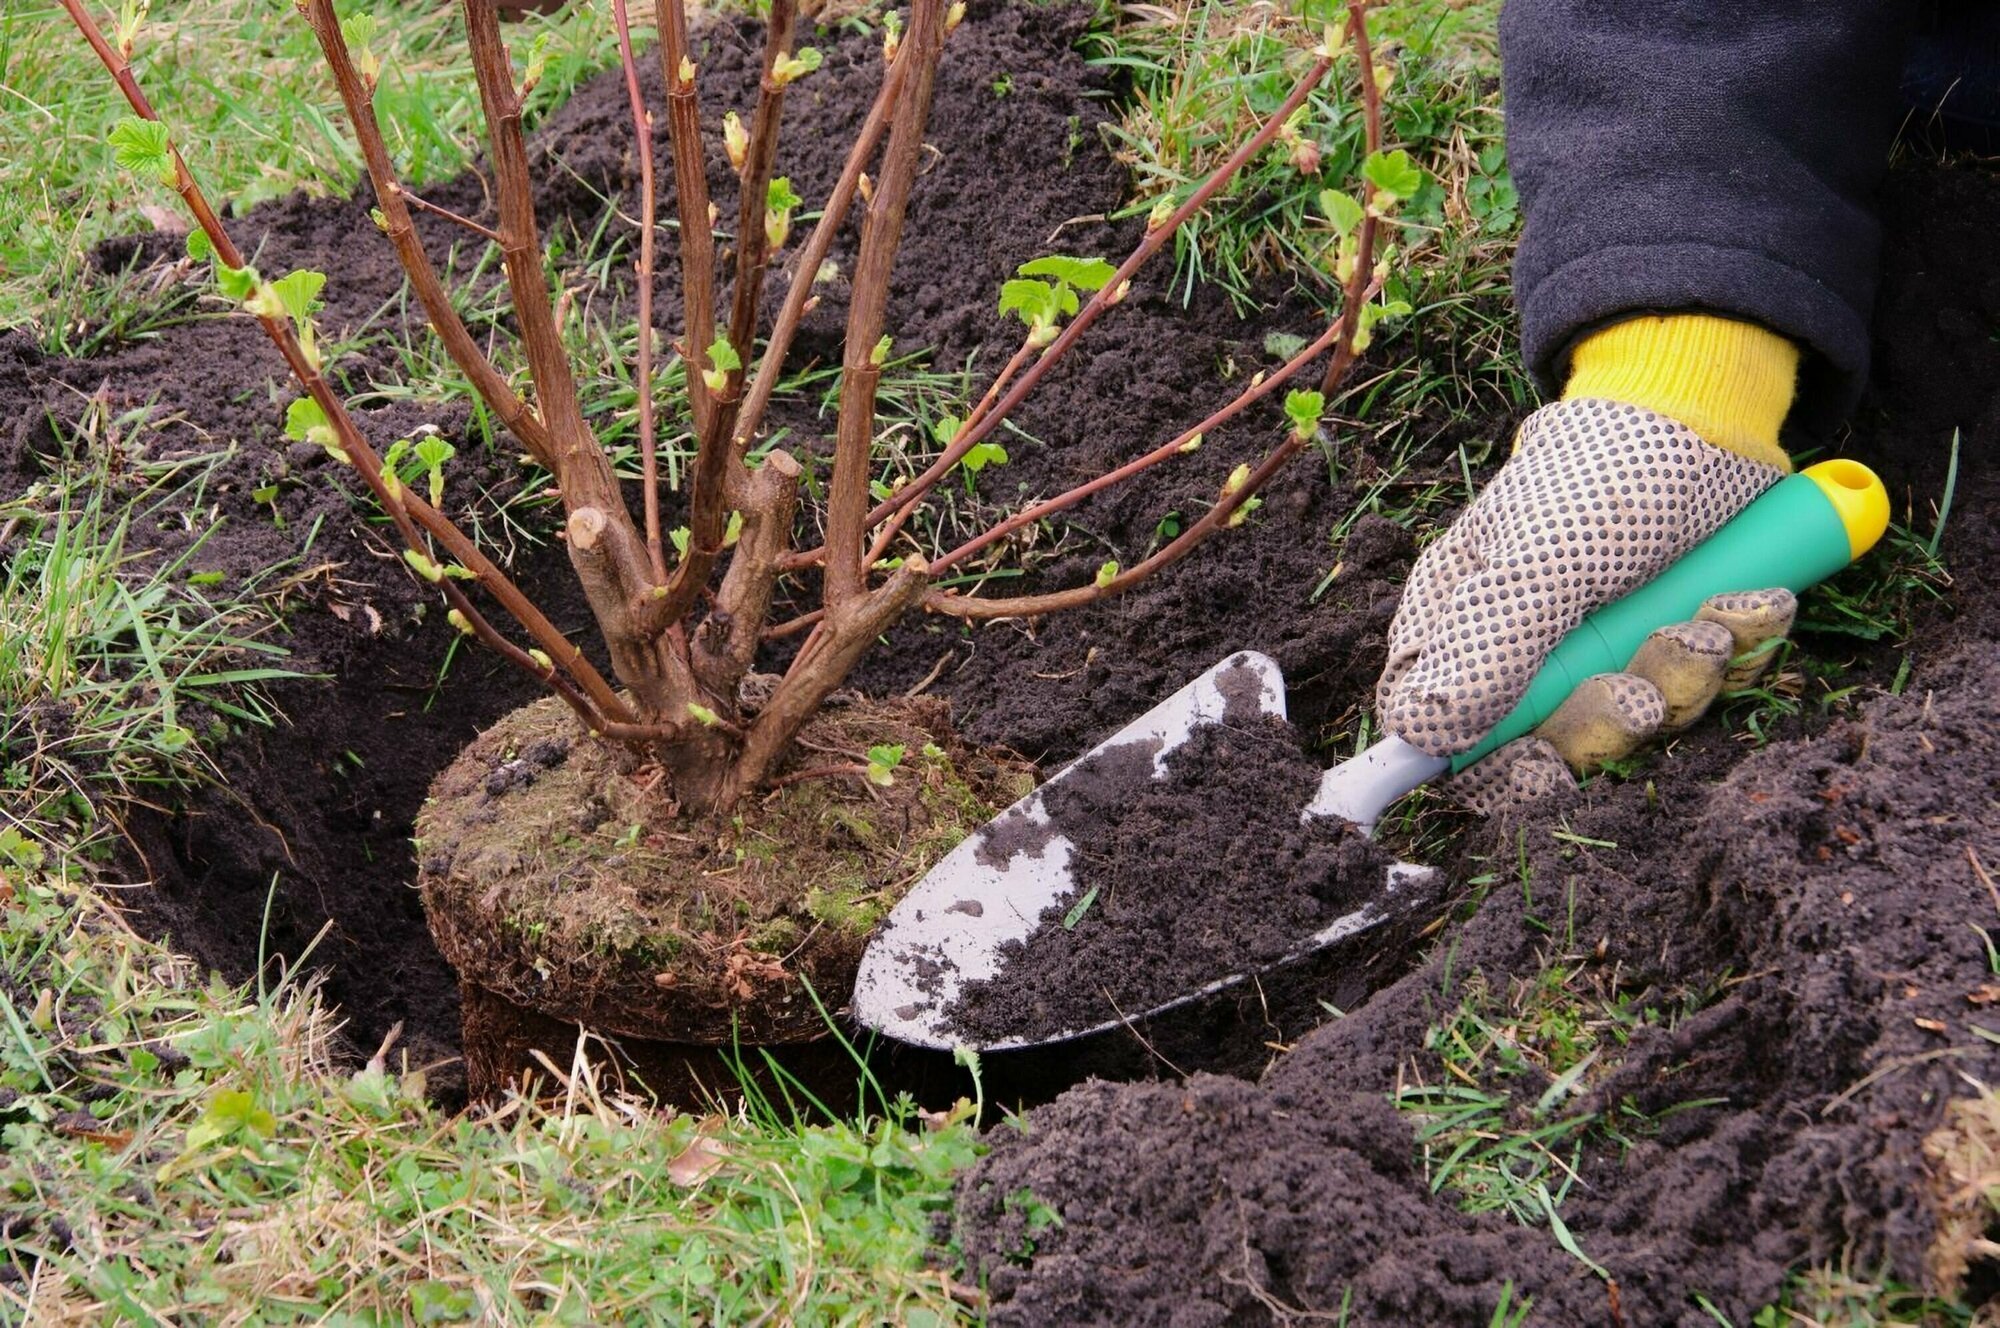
[1448,459,1890,772]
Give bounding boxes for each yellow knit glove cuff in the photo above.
[1562,314,1799,472]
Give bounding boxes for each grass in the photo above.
[1392,830,1726,1267]
[0,403,303,863]
[0,0,621,343]
[0,870,984,1323]
[1089,0,1526,516]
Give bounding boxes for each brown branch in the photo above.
[693,450,802,701]
[729,557,931,801]
[824,0,946,607]
[928,279,1382,578]
[725,0,797,377]
[62,0,630,726]
[927,3,1384,622]
[394,187,503,245]
[858,53,1335,538]
[300,0,553,468]
[611,0,669,582]
[731,49,908,456]
[1325,1,1381,396]
[655,0,720,435]
[463,0,668,713]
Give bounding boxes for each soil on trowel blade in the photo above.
[943,671,1398,1044]
[948,157,2000,1326]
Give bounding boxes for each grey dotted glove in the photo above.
[1376,398,1788,803]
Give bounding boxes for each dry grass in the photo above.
[0,872,985,1323]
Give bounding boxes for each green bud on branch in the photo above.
[108,117,175,187]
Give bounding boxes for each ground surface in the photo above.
[2,3,1994,1324]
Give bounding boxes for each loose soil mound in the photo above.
[948,162,2000,1324]
[1,1,1993,1320]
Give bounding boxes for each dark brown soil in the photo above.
[0,1,1992,1320]
[942,688,1404,1044]
[947,161,2000,1325]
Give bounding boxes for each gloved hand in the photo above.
[1375,314,1802,810]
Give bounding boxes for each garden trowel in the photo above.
[853,460,1890,1051]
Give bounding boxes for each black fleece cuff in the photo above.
[1517,244,1872,439]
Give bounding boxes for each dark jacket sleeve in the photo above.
[1500,1,1915,430]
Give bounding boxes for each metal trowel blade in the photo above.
[851,651,1436,1052]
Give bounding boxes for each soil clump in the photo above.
[417,689,1032,1049]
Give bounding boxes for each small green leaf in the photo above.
[284,396,330,444]
[108,116,175,186]
[1318,188,1365,236]
[1284,389,1325,437]
[723,510,744,548]
[1016,254,1117,292]
[403,549,444,583]
[706,334,742,374]
[520,31,551,92]
[870,334,893,366]
[766,176,803,216]
[1361,149,1424,205]
[687,703,721,727]
[185,229,213,263]
[931,414,964,445]
[266,270,326,329]
[414,435,455,471]
[1358,298,1413,333]
[1093,560,1118,589]
[670,527,691,556]
[960,441,1009,475]
[1061,886,1100,930]
[772,46,822,84]
[865,743,905,787]
[215,262,259,302]
[340,13,381,84]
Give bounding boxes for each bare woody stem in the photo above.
[823,0,946,607]
[301,0,554,468]
[724,0,798,386]
[927,2,1384,621]
[858,52,1335,537]
[1323,3,1381,395]
[610,0,669,582]
[655,0,720,437]
[730,50,908,458]
[394,188,503,245]
[922,284,1380,578]
[461,0,675,717]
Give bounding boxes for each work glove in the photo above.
[1375,314,1802,812]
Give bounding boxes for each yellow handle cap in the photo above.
[1802,459,1890,561]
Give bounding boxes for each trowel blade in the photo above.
[851,651,1288,1051]
[851,651,1437,1052]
